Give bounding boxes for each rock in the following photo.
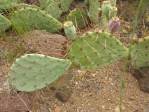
[131,67,149,93]
[145,104,149,112]
[55,86,72,102]
[22,30,68,58]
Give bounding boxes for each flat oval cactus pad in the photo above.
[9,54,71,92]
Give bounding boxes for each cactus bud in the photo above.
[64,21,77,40]
[108,17,120,33]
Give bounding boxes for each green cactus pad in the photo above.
[44,0,62,19]
[39,0,51,9]
[10,7,62,33]
[60,0,73,12]
[67,8,88,29]
[0,14,11,32]
[130,36,149,69]
[69,32,128,69]
[88,0,100,24]
[39,0,73,19]
[9,54,72,92]
[0,0,20,11]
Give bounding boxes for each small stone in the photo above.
[131,67,149,93]
[55,86,72,102]
[115,105,125,112]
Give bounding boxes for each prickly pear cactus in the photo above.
[39,0,50,9]
[0,14,11,32]
[67,8,88,29]
[10,7,62,34]
[39,0,73,19]
[100,1,117,31]
[64,21,76,39]
[130,36,149,69]
[60,0,73,12]
[9,54,72,92]
[101,1,117,20]
[69,32,128,69]
[0,0,21,11]
[87,0,100,24]
[43,0,62,19]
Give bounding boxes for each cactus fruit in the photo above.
[10,7,62,34]
[108,17,120,33]
[67,8,88,29]
[69,32,128,69]
[64,21,76,39]
[87,0,100,24]
[130,36,149,69]
[0,14,11,32]
[9,54,72,92]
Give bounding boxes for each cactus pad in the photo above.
[87,0,100,24]
[10,7,62,33]
[0,14,11,32]
[67,8,88,29]
[0,0,20,11]
[43,0,62,19]
[60,0,73,12]
[39,0,73,19]
[69,32,128,69]
[130,36,149,69]
[9,54,72,92]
